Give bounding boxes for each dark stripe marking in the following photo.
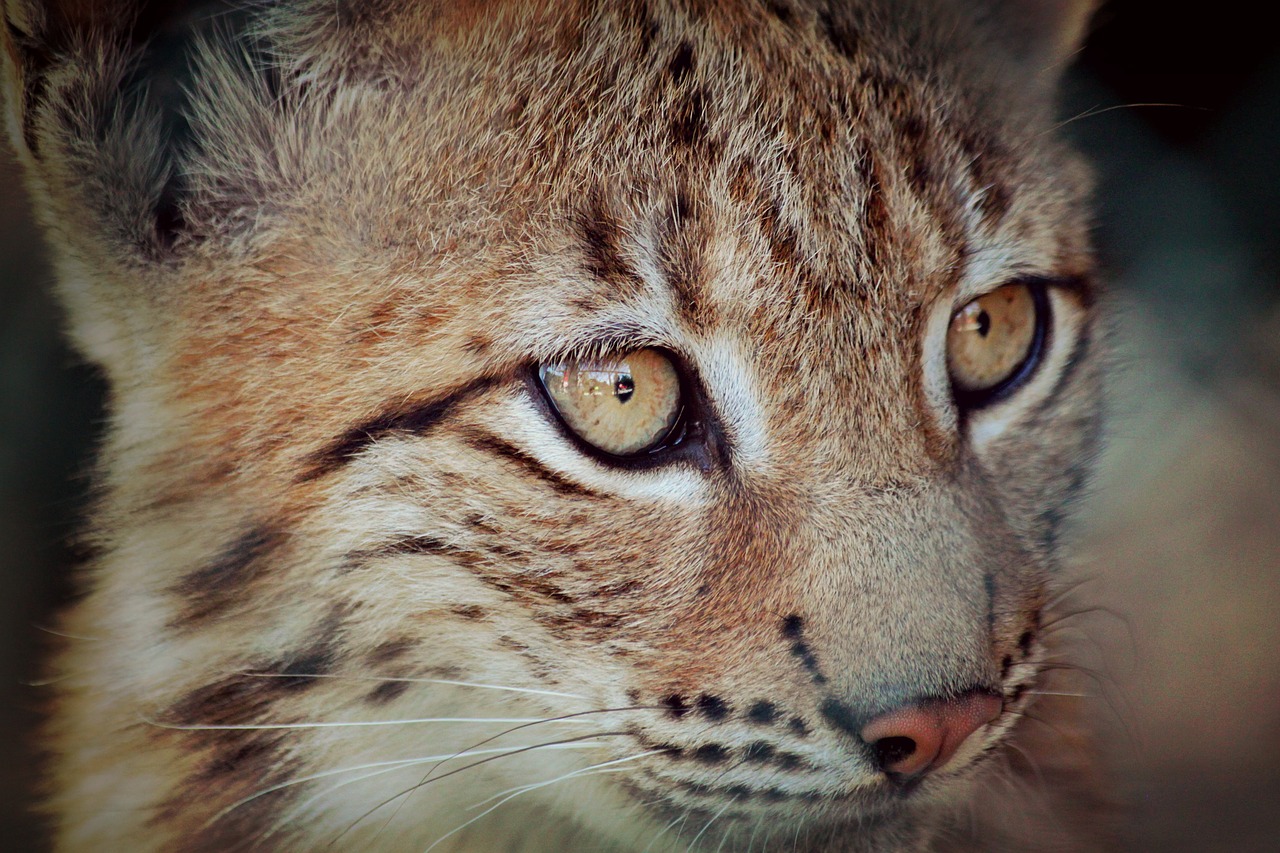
[691,743,729,764]
[669,87,708,148]
[853,136,890,273]
[299,377,497,482]
[818,697,863,738]
[174,525,285,624]
[668,41,695,83]
[1027,318,1095,419]
[782,614,829,685]
[657,188,711,329]
[818,11,860,60]
[466,435,602,498]
[765,1,794,25]
[579,191,645,291]
[366,681,409,704]
[368,638,416,665]
[696,694,729,720]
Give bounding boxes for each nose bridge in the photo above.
[796,482,1012,713]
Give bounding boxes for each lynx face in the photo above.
[4,0,1107,850]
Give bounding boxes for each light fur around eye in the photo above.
[538,348,681,457]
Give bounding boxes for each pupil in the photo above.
[976,310,991,337]
[615,374,635,402]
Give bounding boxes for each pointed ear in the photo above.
[1,2,251,375]
[1,1,212,252]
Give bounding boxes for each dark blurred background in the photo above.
[2,1,1278,849]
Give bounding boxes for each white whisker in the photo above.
[467,749,663,809]
[143,716,594,732]
[642,808,691,853]
[238,670,587,700]
[264,743,609,841]
[687,800,732,850]
[207,743,605,831]
[1047,102,1198,133]
[1023,690,1090,698]
[326,731,632,846]
[424,750,661,852]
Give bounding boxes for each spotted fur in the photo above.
[3,0,1116,849]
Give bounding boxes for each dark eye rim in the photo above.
[528,347,718,472]
[950,280,1052,412]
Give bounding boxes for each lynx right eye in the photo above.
[538,349,682,457]
[947,282,1047,407]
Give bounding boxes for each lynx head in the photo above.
[4,0,1107,849]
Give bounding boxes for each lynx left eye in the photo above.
[947,282,1047,407]
[538,349,682,457]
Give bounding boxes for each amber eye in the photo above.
[947,282,1045,405]
[538,349,682,457]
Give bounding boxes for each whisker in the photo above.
[1022,690,1091,698]
[142,715,591,732]
[687,800,732,850]
[642,807,691,853]
[327,730,631,848]
[1003,741,1071,840]
[417,705,660,780]
[237,670,587,700]
[1047,102,1200,133]
[745,811,766,853]
[206,743,605,833]
[467,749,665,809]
[1006,707,1078,745]
[1033,659,1139,743]
[420,747,661,851]
[371,704,660,842]
[31,623,102,642]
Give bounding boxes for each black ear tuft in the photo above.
[2,0,261,257]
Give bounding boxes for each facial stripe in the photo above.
[465,434,605,498]
[298,376,499,482]
[172,524,286,624]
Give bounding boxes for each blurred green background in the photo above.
[2,2,1278,849]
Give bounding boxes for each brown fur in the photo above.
[3,0,1116,849]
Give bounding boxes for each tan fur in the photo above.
[4,0,1115,849]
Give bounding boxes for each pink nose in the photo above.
[859,692,1003,779]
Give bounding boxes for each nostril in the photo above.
[871,735,918,768]
[860,691,1002,780]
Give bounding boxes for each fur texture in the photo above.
[3,0,1115,849]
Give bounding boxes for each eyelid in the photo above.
[951,272,1087,309]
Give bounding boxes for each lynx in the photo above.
[3,0,1114,849]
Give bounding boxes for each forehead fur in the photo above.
[45,0,1085,496]
[179,0,1091,278]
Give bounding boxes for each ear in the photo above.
[1,1,252,374]
[1,0,196,245]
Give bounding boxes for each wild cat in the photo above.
[2,0,1115,849]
